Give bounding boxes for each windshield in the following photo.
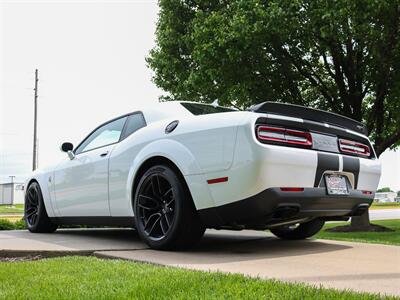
[180,102,237,115]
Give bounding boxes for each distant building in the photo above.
[0,182,25,205]
[374,191,397,203]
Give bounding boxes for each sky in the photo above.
[0,0,399,191]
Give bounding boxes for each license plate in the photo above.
[325,175,348,195]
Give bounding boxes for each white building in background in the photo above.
[0,182,25,205]
[374,191,397,203]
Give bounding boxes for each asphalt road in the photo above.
[1,229,399,297]
[369,209,400,220]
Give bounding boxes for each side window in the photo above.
[75,117,127,154]
[120,113,146,140]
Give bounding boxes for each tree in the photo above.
[376,187,393,193]
[147,0,400,230]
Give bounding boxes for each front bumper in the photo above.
[198,187,374,228]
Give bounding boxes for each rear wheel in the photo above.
[133,165,205,250]
[270,219,324,240]
[25,182,58,233]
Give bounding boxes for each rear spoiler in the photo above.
[249,102,368,135]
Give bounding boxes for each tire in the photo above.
[25,182,58,233]
[270,218,325,240]
[133,165,205,250]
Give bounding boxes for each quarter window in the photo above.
[75,117,127,154]
[121,113,146,140]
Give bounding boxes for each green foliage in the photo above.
[316,219,400,245]
[0,256,391,299]
[0,218,26,230]
[371,202,400,208]
[148,0,400,156]
[0,204,24,214]
[376,187,394,193]
[13,218,27,230]
[0,219,16,230]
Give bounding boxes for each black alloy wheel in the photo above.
[25,183,40,227]
[137,173,176,240]
[25,182,58,233]
[134,165,205,250]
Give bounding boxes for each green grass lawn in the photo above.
[370,202,400,210]
[0,256,394,300]
[0,204,24,214]
[316,219,400,246]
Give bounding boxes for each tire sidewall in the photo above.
[133,165,185,249]
[270,218,325,240]
[25,182,43,231]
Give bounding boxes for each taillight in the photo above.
[257,126,312,147]
[339,139,370,157]
[280,187,304,192]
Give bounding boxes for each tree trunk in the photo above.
[351,210,370,228]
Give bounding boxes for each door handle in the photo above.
[100,151,109,157]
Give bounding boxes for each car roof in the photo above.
[141,101,237,124]
[141,101,193,124]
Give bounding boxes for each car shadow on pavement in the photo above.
[2,228,351,264]
[141,230,353,265]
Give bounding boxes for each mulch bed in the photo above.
[326,224,394,232]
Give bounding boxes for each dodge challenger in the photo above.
[25,101,381,249]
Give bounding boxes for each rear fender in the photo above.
[126,139,214,210]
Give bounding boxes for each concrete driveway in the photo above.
[1,229,399,297]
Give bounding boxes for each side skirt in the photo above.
[49,216,135,227]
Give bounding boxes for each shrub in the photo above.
[14,219,27,230]
[0,218,26,230]
[0,219,16,230]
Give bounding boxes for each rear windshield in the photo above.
[180,102,237,115]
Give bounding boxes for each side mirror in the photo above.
[60,142,73,152]
[60,142,75,160]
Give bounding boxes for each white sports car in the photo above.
[25,101,381,249]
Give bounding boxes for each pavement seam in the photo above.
[0,247,151,259]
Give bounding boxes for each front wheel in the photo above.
[270,219,325,240]
[133,165,205,250]
[25,182,58,233]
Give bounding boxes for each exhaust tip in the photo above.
[351,203,370,216]
[273,205,300,219]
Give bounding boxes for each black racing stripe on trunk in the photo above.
[342,156,360,189]
[314,153,339,187]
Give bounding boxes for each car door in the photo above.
[54,116,127,217]
[108,112,147,216]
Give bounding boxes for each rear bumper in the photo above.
[198,187,374,228]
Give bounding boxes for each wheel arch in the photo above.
[131,156,194,208]
[26,178,39,188]
[24,174,57,218]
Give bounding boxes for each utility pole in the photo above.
[32,69,38,171]
[9,175,15,205]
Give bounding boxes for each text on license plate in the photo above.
[325,175,348,195]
